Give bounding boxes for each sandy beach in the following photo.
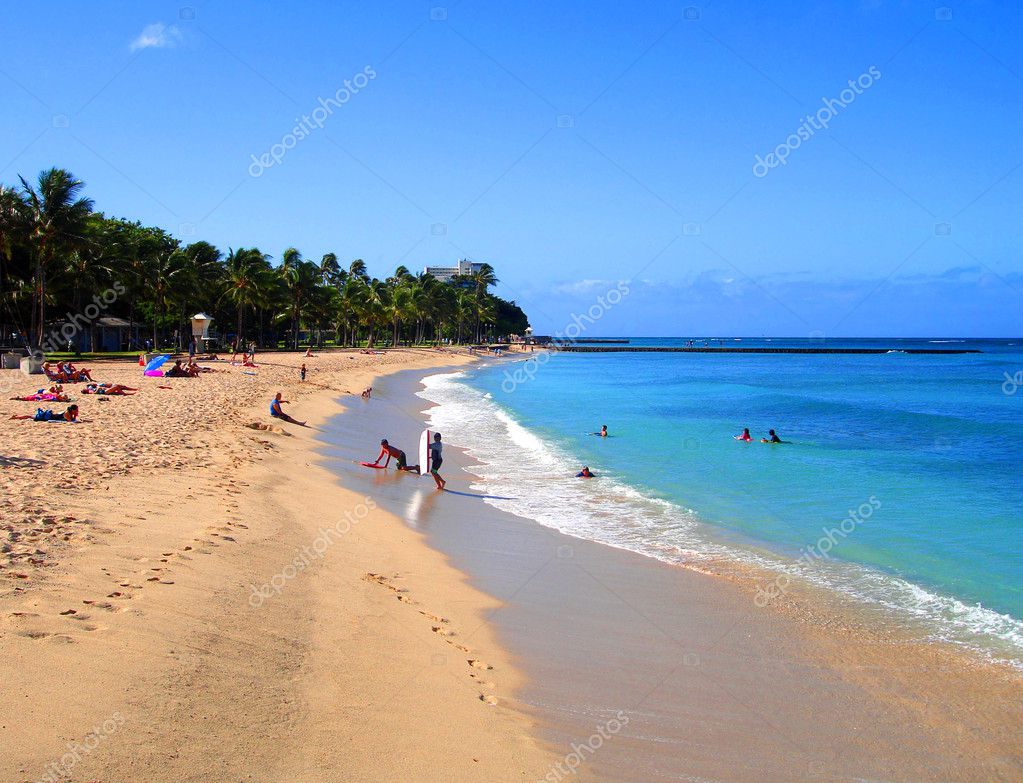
[3,350,1021,782]
[1,349,557,782]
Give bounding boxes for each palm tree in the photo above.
[17,169,94,349]
[320,252,341,287]
[221,247,271,345]
[279,250,320,349]
[146,248,188,348]
[348,258,368,280]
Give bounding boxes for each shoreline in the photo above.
[1,349,559,782]
[457,353,1023,670]
[324,364,1023,782]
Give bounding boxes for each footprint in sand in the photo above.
[431,626,455,637]
[468,659,493,670]
[479,694,498,706]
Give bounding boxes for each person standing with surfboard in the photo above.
[429,432,445,490]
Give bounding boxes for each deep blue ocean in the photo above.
[418,338,1023,665]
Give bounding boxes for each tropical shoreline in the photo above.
[320,362,1023,782]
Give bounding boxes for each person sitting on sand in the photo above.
[83,382,138,396]
[304,347,315,358]
[361,387,372,399]
[61,362,94,382]
[241,352,257,368]
[43,362,69,383]
[761,429,784,444]
[735,428,752,442]
[373,439,418,472]
[270,392,305,425]
[576,466,595,478]
[164,360,191,378]
[11,404,79,422]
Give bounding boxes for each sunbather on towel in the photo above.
[10,405,79,422]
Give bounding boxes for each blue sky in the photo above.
[2,0,1021,336]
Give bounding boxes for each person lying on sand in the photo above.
[10,404,79,422]
[760,429,785,443]
[11,389,71,402]
[83,382,138,396]
[576,466,595,478]
[373,439,419,472]
[270,392,305,425]
[735,428,752,442]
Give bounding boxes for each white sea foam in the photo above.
[417,371,1023,666]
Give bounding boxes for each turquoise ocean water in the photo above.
[418,338,1023,666]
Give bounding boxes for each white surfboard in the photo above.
[419,428,431,476]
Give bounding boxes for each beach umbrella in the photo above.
[143,354,171,374]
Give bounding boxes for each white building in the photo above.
[423,259,486,283]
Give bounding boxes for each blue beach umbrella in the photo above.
[143,354,171,374]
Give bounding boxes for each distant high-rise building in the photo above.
[422,259,486,283]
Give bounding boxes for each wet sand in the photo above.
[323,367,1023,783]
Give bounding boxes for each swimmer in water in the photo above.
[576,466,595,478]
[735,428,752,442]
[761,429,784,443]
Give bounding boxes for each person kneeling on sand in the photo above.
[373,439,419,472]
[270,392,305,426]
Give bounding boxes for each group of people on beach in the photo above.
[43,361,93,383]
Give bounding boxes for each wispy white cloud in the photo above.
[129,23,182,51]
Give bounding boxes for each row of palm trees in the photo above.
[0,168,526,351]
